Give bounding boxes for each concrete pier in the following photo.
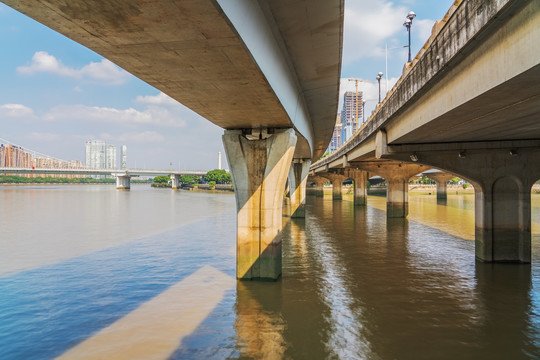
[345,168,368,206]
[308,176,326,197]
[170,174,180,190]
[288,160,310,218]
[116,174,131,190]
[425,172,455,200]
[322,173,346,200]
[358,163,425,218]
[223,128,297,280]
[380,145,540,263]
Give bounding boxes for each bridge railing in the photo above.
[312,0,514,170]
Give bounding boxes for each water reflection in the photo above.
[474,263,538,359]
[2,187,540,359]
[235,282,287,359]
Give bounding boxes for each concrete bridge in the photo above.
[0,167,206,190]
[4,0,537,280]
[1,0,343,280]
[311,0,540,265]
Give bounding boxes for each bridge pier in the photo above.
[382,145,540,263]
[116,174,131,190]
[308,176,326,197]
[358,163,425,218]
[324,173,346,200]
[288,159,310,218]
[223,128,297,280]
[170,174,180,190]
[345,168,368,206]
[425,172,455,200]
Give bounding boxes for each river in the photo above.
[0,185,539,359]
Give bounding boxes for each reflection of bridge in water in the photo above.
[0,167,207,190]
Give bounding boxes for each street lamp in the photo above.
[403,10,416,63]
[376,72,383,103]
[362,100,366,123]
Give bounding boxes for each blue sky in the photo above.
[0,0,454,170]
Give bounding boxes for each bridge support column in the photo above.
[360,163,425,218]
[425,172,455,200]
[116,174,131,190]
[383,146,540,263]
[223,128,297,280]
[325,174,346,200]
[170,174,180,190]
[309,176,326,197]
[345,168,368,206]
[288,159,310,218]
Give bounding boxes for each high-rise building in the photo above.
[106,144,117,169]
[328,115,342,153]
[0,144,33,167]
[218,151,222,170]
[121,145,127,169]
[85,140,106,169]
[340,91,363,143]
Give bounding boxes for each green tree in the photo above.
[204,169,231,184]
[153,175,170,184]
[180,175,199,185]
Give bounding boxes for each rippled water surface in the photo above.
[1,185,539,359]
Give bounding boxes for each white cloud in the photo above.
[100,131,166,143]
[135,92,179,106]
[43,104,187,128]
[344,0,436,64]
[0,104,36,118]
[24,132,62,142]
[17,51,131,85]
[415,19,437,47]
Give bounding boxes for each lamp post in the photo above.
[362,100,366,123]
[403,11,416,63]
[376,72,383,103]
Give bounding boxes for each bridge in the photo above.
[0,167,206,190]
[311,0,540,265]
[2,0,538,281]
[2,0,342,280]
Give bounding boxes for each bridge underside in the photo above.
[3,0,342,160]
[312,0,540,264]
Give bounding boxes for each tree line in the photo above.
[152,169,232,186]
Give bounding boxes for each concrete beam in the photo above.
[223,128,297,280]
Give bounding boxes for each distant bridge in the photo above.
[0,167,207,190]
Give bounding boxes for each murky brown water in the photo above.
[0,186,539,359]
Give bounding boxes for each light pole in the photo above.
[403,11,416,63]
[362,100,366,123]
[376,72,383,103]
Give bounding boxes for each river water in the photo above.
[0,185,539,359]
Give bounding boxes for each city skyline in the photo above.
[0,0,454,170]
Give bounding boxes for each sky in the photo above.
[0,0,454,171]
